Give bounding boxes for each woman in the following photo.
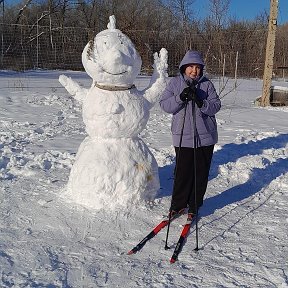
[159,50,221,219]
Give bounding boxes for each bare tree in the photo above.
[275,23,288,79]
[208,0,230,30]
[1,0,286,77]
[164,0,196,50]
[4,0,33,55]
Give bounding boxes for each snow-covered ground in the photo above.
[0,70,287,287]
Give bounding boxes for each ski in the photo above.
[170,215,195,264]
[127,211,185,255]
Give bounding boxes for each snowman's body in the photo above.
[83,87,148,139]
[59,16,168,210]
[68,137,159,210]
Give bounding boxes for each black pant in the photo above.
[171,145,214,214]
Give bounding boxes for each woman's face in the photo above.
[184,64,201,79]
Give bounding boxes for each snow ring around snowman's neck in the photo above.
[95,83,136,91]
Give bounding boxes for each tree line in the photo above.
[1,0,288,78]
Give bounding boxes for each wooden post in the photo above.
[222,53,226,88]
[234,51,238,89]
[261,0,279,106]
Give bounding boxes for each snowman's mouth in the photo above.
[103,69,128,75]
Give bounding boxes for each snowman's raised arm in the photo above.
[59,74,88,102]
[143,48,168,108]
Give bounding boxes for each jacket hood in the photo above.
[179,50,205,70]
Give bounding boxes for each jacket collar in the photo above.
[182,74,205,86]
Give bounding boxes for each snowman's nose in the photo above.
[112,49,123,61]
[110,47,132,66]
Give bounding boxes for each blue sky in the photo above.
[4,0,288,25]
[194,0,288,24]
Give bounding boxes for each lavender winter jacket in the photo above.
[159,52,221,148]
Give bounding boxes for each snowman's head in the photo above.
[82,15,142,87]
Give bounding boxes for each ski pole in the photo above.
[191,99,199,251]
[165,99,188,250]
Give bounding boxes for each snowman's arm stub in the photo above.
[59,74,88,102]
[143,48,168,108]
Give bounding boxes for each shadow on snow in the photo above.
[157,133,288,216]
[202,157,287,217]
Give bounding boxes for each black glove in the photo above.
[180,86,196,102]
[195,98,203,108]
[180,83,203,107]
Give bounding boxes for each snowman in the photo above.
[59,15,168,210]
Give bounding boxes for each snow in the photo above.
[1,69,287,287]
[272,85,288,92]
